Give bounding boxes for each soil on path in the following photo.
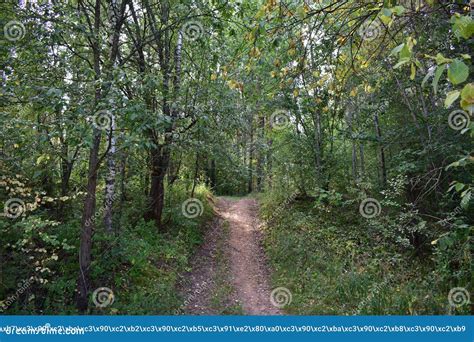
[180,197,281,315]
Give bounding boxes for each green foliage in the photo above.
[1,181,213,314]
[260,191,471,315]
[0,0,472,316]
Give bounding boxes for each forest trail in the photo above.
[181,197,281,315]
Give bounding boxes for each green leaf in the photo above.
[447,59,469,85]
[381,8,392,17]
[394,58,410,69]
[432,65,446,94]
[390,43,405,56]
[379,14,392,25]
[444,90,460,108]
[455,183,465,192]
[399,44,411,60]
[460,83,474,112]
[391,6,405,16]
[435,53,451,65]
[296,5,306,19]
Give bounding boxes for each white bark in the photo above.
[103,0,118,233]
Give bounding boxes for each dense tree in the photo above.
[0,0,472,314]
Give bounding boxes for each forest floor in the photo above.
[180,197,281,315]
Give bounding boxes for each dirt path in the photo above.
[180,197,282,315]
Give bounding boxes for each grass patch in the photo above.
[259,193,470,315]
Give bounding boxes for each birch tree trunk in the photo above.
[103,0,119,234]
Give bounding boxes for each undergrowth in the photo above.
[258,190,472,315]
[0,183,214,314]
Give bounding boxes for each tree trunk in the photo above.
[266,138,273,189]
[102,0,121,234]
[117,145,128,228]
[191,153,199,198]
[311,109,323,183]
[345,105,358,183]
[209,159,216,189]
[103,113,116,234]
[77,0,102,313]
[352,142,358,182]
[359,143,365,179]
[143,2,183,229]
[167,152,181,186]
[256,115,265,192]
[373,112,387,188]
[247,120,254,194]
[77,129,101,312]
[76,0,127,312]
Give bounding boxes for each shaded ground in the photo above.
[179,197,281,315]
